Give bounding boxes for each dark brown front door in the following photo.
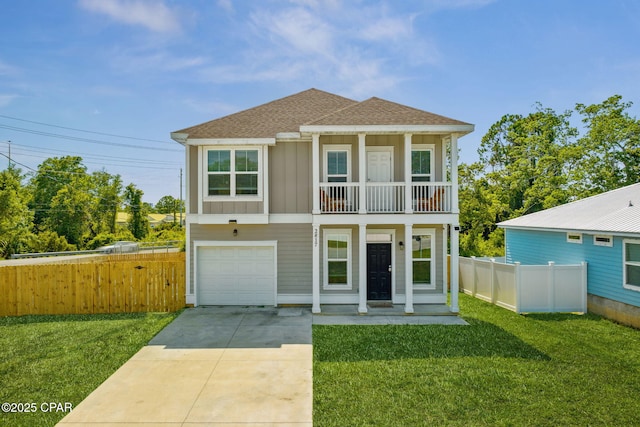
[367,243,392,300]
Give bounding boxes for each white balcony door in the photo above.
[366,147,394,212]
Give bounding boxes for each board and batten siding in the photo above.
[189,223,312,296]
[505,228,640,307]
[269,142,312,213]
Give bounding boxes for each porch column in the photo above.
[450,224,460,313]
[358,133,367,214]
[358,224,368,313]
[404,134,413,213]
[404,224,414,313]
[312,133,320,214]
[312,223,321,313]
[450,134,459,214]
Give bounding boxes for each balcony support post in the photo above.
[450,134,459,214]
[358,133,367,214]
[404,134,413,213]
[312,133,320,214]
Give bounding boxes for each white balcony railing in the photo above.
[412,182,452,213]
[319,183,359,213]
[319,182,452,214]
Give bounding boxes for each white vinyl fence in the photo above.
[459,257,587,313]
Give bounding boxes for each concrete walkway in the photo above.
[57,305,466,426]
[57,306,313,426]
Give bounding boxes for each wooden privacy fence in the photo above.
[459,257,587,313]
[0,252,186,316]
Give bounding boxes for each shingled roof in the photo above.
[172,88,472,141]
[305,96,471,126]
[173,88,357,139]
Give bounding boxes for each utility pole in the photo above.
[179,168,183,226]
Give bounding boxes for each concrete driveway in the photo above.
[57,306,313,426]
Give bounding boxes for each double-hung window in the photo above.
[206,148,260,198]
[324,229,352,289]
[412,228,436,289]
[324,145,351,183]
[411,145,433,182]
[624,240,640,291]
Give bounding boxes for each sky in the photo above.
[1,0,640,204]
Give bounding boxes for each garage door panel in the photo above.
[197,245,276,306]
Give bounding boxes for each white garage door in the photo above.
[197,245,276,306]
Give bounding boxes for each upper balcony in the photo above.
[319,181,452,214]
[311,132,460,216]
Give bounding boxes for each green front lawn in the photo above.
[0,311,179,427]
[314,294,640,426]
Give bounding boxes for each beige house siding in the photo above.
[190,134,446,216]
[202,201,263,214]
[188,223,311,295]
[188,146,198,214]
[318,134,445,183]
[270,141,312,213]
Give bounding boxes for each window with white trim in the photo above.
[567,233,583,244]
[206,148,261,198]
[324,229,352,290]
[593,235,613,247]
[411,145,434,182]
[624,240,640,291]
[412,228,436,289]
[323,145,351,182]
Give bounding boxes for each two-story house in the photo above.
[171,89,473,314]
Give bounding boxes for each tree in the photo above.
[0,166,33,258]
[573,95,640,196]
[30,156,87,227]
[45,185,91,246]
[124,183,148,240]
[155,195,185,224]
[90,170,122,235]
[460,104,578,256]
[478,105,578,217]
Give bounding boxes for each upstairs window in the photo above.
[206,148,260,197]
[411,145,433,182]
[323,145,351,182]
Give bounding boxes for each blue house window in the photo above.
[624,240,640,291]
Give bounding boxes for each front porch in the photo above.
[312,303,467,325]
[310,222,461,315]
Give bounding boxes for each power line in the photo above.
[10,144,181,166]
[0,124,183,152]
[0,114,176,145]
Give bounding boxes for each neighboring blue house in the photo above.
[498,183,640,328]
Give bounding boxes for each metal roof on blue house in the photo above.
[498,183,640,236]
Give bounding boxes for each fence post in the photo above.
[581,261,588,313]
[490,258,496,304]
[548,261,555,312]
[515,262,521,313]
[470,256,477,296]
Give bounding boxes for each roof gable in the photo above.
[174,88,356,139]
[498,183,640,235]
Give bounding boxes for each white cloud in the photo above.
[78,0,181,33]
[0,60,19,76]
[0,94,18,107]
[217,0,234,13]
